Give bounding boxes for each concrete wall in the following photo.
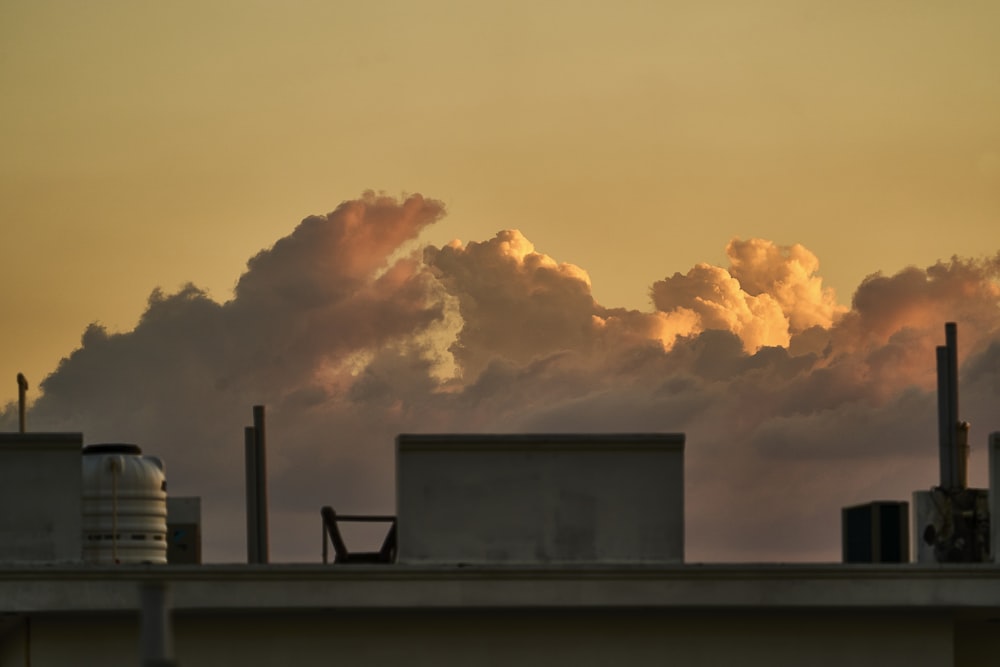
[0,434,82,563]
[176,612,955,667]
[954,617,1000,666]
[1,564,998,667]
[0,618,26,667]
[0,611,964,667]
[396,434,684,564]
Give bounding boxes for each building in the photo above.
[3,429,1000,667]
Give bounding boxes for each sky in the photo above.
[1,1,999,562]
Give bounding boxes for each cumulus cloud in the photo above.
[727,238,845,331]
[424,229,691,383]
[424,230,599,381]
[651,238,848,353]
[3,193,999,563]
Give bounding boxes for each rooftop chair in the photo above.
[321,506,397,564]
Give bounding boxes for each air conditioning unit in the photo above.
[842,501,909,563]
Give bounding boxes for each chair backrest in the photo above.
[321,506,397,564]
[320,506,350,562]
[378,522,398,562]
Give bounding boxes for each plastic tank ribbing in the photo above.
[81,444,167,564]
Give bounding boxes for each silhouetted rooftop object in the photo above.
[244,405,270,564]
[916,322,991,563]
[16,373,28,433]
[320,506,397,564]
[937,322,968,490]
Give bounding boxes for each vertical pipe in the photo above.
[253,405,269,564]
[936,346,953,489]
[244,426,259,564]
[16,373,28,433]
[956,421,970,489]
[946,322,961,489]
[139,581,175,667]
[111,458,120,564]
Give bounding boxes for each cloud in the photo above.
[726,238,845,332]
[650,238,847,353]
[4,193,448,559]
[424,230,600,381]
[424,229,697,384]
[3,193,999,563]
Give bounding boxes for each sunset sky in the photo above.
[2,2,999,562]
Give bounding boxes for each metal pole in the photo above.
[244,426,258,564]
[253,405,269,564]
[946,323,962,489]
[936,345,953,489]
[956,421,970,489]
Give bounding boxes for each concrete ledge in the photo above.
[397,433,685,451]
[3,563,1000,613]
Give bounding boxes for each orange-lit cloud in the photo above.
[651,238,847,353]
[4,194,999,563]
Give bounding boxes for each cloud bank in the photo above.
[5,192,1000,562]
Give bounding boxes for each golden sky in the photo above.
[3,0,1000,561]
[3,2,999,407]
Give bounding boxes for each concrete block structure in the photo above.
[396,433,684,564]
[166,497,202,565]
[842,501,909,563]
[0,433,82,563]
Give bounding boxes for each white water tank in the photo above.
[82,444,167,564]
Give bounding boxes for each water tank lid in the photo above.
[83,443,143,455]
